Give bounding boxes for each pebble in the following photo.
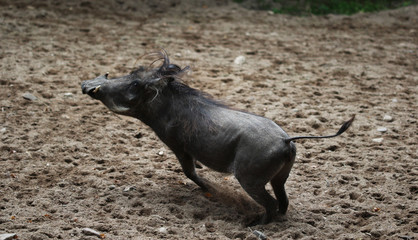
[123,186,136,192]
[383,115,393,122]
[372,138,384,143]
[64,93,73,98]
[158,151,164,156]
[377,127,388,133]
[0,127,6,133]
[109,184,116,190]
[81,228,101,237]
[22,92,37,101]
[0,233,17,240]
[253,230,267,240]
[234,55,246,65]
[158,227,168,234]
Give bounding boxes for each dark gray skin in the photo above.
[81,52,354,225]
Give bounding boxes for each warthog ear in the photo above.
[156,49,189,81]
[144,50,190,89]
[161,64,182,76]
[147,64,189,88]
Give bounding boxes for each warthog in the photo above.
[81,51,354,225]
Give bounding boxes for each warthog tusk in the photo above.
[93,85,101,93]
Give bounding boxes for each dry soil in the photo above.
[0,0,417,239]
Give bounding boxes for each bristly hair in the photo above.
[132,49,190,82]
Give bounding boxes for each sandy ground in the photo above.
[1,0,417,239]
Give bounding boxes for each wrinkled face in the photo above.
[81,67,156,115]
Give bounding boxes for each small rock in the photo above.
[123,186,136,192]
[81,228,101,237]
[158,227,168,234]
[109,185,116,190]
[158,151,164,156]
[0,127,6,133]
[377,127,387,133]
[64,93,73,98]
[392,98,398,103]
[372,138,384,143]
[253,230,267,240]
[383,115,393,122]
[22,92,37,101]
[0,233,17,240]
[234,55,246,65]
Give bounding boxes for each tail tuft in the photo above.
[336,115,355,135]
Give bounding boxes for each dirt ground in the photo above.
[1,0,417,239]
